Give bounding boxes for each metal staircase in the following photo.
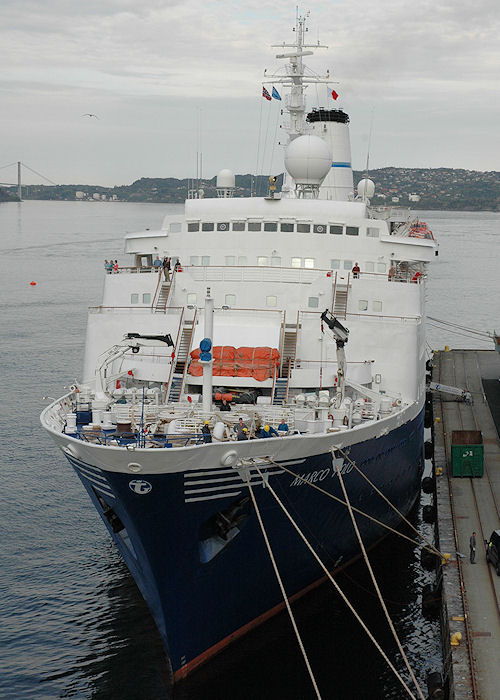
[332,272,350,319]
[167,313,197,402]
[167,374,183,402]
[272,378,288,405]
[272,326,298,404]
[154,282,170,312]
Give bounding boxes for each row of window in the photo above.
[182,293,384,312]
[183,221,380,236]
[188,256,387,273]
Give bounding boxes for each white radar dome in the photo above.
[284,135,332,185]
[357,178,375,199]
[216,169,235,189]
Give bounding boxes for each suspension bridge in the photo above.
[0,161,58,201]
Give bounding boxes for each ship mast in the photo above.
[265,11,330,142]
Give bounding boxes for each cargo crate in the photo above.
[451,430,484,477]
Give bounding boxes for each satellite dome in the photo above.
[284,135,332,185]
[357,178,375,199]
[216,169,235,189]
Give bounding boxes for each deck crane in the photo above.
[321,309,349,408]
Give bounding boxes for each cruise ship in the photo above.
[41,15,438,682]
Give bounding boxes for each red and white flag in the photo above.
[262,86,272,101]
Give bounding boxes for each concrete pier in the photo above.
[432,350,500,699]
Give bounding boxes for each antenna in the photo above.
[364,108,375,178]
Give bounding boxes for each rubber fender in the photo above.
[422,476,434,494]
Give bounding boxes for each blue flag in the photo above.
[272,87,281,101]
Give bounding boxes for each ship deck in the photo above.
[432,349,500,699]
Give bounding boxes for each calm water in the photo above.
[1,202,499,699]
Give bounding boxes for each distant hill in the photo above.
[7,168,500,211]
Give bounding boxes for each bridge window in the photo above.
[187,222,199,232]
[329,224,343,235]
[264,222,278,232]
[142,293,151,304]
[217,222,229,231]
[297,223,311,233]
[201,256,210,266]
[367,227,379,237]
[248,222,261,232]
[131,293,139,304]
[266,295,277,307]
[202,222,214,232]
[346,226,359,236]
[257,256,268,266]
[377,263,386,273]
[225,294,236,306]
[308,297,319,308]
[344,260,353,270]
[225,255,236,265]
[238,256,247,265]
[187,293,197,305]
[359,300,368,311]
[169,222,182,233]
[271,256,281,267]
[314,224,326,234]
[372,300,383,312]
[190,256,199,265]
[281,223,294,232]
[304,258,315,269]
[232,221,245,231]
[331,259,340,269]
[365,261,374,272]
[291,257,301,268]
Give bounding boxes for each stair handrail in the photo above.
[285,310,300,403]
[344,272,350,319]
[164,307,185,402]
[162,267,177,311]
[331,271,338,313]
[279,310,286,376]
[271,365,277,404]
[151,268,164,310]
[177,308,198,402]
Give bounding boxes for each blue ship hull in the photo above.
[66,410,424,680]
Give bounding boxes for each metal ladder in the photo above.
[167,314,197,402]
[154,282,170,312]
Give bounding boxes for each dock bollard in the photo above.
[450,632,462,646]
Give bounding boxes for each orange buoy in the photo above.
[30,281,36,286]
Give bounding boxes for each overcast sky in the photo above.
[1,0,498,186]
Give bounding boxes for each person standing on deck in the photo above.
[352,262,360,279]
[163,257,171,282]
[470,532,477,563]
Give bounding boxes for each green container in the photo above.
[451,430,484,477]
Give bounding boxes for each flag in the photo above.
[262,86,271,101]
[331,89,339,100]
[272,86,281,101]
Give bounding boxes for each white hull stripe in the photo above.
[184,467,284,488]
[185,491,242,503]
[73,463,110,484]
[66,456,115,498]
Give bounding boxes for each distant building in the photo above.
[409,193,421,202]
[391,196,400,203]
[75,191,86,200]
[92,193,101,201]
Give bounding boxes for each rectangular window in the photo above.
[232,221,245,231]
[281,223,294,232]
[297,223,311,233]
[313,224,327,234]
[201,256,210,266]
[304,258,315,269]
[238,256,247,265]
[142,293,151,304]
[346,226,359,236]
[257,256,268,266]
[358,300,368,311]
[202,222,214,232]
[131,293,139,304]
[169,222,182,233]
[308,297,319,308]
[372,300,383,312]
[344,260,353,270]
[266,295,277,307]
[329,224,343,235]
[377,263,386,273]
[264,222,278,232]
[225,294,236,306]
[365,261,374,272]
[367,227,379,237]
[271,256,281,267]
[248,222,261,232]
[330,259,340,269]
[291,257,302,268]
[187,293,197,305]
[190,255,199,266]
[217,222,229,231]
[225,255,236,266]
[187,222,199,232]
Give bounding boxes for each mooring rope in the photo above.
[261,458,442,558]
[254,467,418,699]
[245,472,322,700]
[336,447,442,558]
[333,456,426,700]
